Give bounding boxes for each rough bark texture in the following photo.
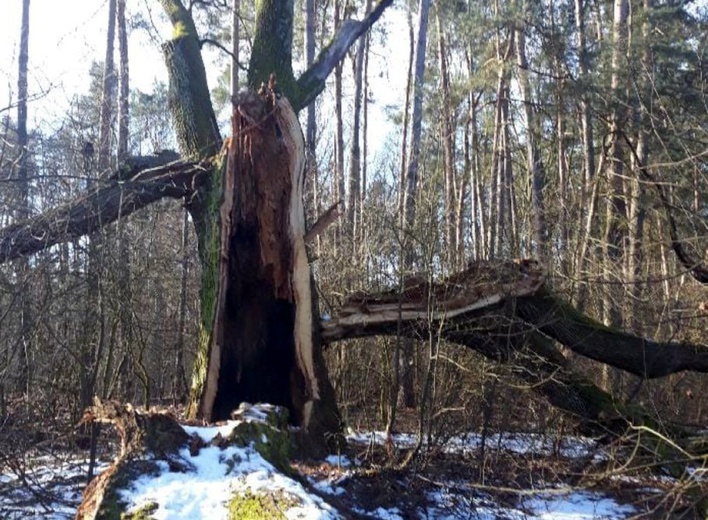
[248,0,296,93]
[76,399,191,520]
[161,0,221,160]
[191,87,342,447]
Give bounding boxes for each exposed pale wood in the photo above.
[322,259,708,379]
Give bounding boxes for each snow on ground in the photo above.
[523,491,636,519]
[122,443,338,520]
[347,430,599,459]
[0,454,110,519]
[121,405,339,520]
[1,421,645,519]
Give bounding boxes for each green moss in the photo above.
[91,461,162,520]
[121,501,159,520]
[186,156,227,418]
[172,21,189,38]
[226,421,291,473]
[228,490,300,520]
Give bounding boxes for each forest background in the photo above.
[0,0,707,477]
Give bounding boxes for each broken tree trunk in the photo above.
[322,259,708,426]
[188,84,342,447]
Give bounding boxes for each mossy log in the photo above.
[76,399,191,520]
[76,401,302,519]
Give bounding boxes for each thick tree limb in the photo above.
[0,157,208,264]
[295,0,394,111]
[304,200,342,244]
[323,260,708,379]
[321,261,613,422]
[322,259,708,430]
[515,290,708,378]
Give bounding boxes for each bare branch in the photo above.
[304,200,342,244]
[620,131,708,285]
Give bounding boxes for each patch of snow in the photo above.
[445,432,599,458]
[347,430,600,459]
[524,491,636,519]
[311,479,346,496]
[353,505,406,519]
[121,425,340,520]
[347,431,417,448]
[324,454,353,467]
[0,455,111,519]
[424,486,526,520]
[182,421,240,442]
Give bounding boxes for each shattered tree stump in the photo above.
[76,399,191,520]
[76,400,296,519]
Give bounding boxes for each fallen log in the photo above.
[322,259,708,428]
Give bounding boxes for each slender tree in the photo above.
[16,0,32,394]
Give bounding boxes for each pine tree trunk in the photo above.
[513,11,546,260]
[16,0,32,395]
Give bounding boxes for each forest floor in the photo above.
[0,406,705,519]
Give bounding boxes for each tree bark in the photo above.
[98,0,117,175]
[191,88,342,446]
[0,156,205,264]
[16,0,32,394]
[117,0,129,162]
[514,11,546,260]
[346,0,372,242]
[436,10,459,268]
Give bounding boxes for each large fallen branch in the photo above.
[516,290,708,377]
[0,156,208,264]
[322,260,708,426]
[322,259,707,378]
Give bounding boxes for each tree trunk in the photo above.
[117,0,129,162]
[602,0,629,329]
[231,0,240,95]
[116,0,134,402]
[436,11,458,268]
[399,0,432,411]
[513,10,546,260]
[346,0,372,244]
[98,0,117,175]
[16,0,32,394]
[192,88,342,447]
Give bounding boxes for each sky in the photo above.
[1,0,172,130]
[0,0,409,162]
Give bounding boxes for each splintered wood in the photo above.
[321,259,547,341]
